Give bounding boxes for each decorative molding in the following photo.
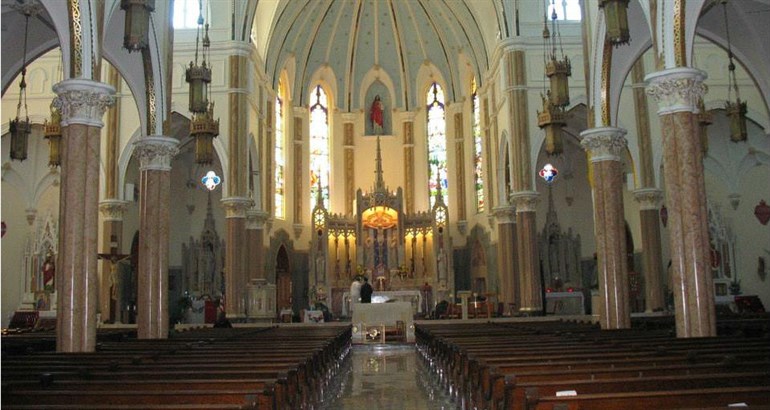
[222,197,253,219]
[456,220,467,236]
[292,223,303,239]
[509,191,539,213]
[246,209,270,229]
[99,199,128,221]
[645,67,707,115]
[25,208,37,226]
[633,188,664,210]
[52,79,116,127]
[133,136,179,171]
[580,127,628,163]
[492,205,517,224]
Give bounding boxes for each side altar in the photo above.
[311,135,453,318]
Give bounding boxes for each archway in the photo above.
[275,245,292,316]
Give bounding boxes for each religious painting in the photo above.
[35,291,51,311]
[365,81,391,136]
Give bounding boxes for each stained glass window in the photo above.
[472,78,484,213]
[427,82,447,208]
[274,82,285,219]
[309,85,330,210]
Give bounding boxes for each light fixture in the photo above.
[44,104,62,167]
[697,98,712,154]
[186,0,218,164]
[9,2,40,162]
[543,2,571,108]
[120,0,154,52]
[537,94,566,156]
[721,0,747,142]
[599,0,631,46]
[539,163,559,184]
[201,170,221,191]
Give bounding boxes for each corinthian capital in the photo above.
[645,67,707,115]
[52,79,116,127]
[633,188,664,210]
[580,127,628,162]
[222,197,253,218]
[99,199,129,221]
[133,136,179,171]
[509,191,539,213]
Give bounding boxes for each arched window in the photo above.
[274,81,286,219]
[309,85,330,210]
[472,78,484,213]
[173,0,202,29]
[547,0,581,21]
[427,82,447,208]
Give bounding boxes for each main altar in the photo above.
[310,135,453,318]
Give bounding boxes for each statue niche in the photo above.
[539,185,582,290]
[182,194,225,297]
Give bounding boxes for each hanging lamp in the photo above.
[120,0,154,52]
[43,104,62,167]
[9,3,39,161]
[697,98,712,155]
[537,94,566,156]
[721,0,747,142]
[190,102,219,164]
[544,1,571,108]
[185,1,211,114]
[599,0,631,46]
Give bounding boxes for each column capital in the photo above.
[492,205,517,223]
[633,188,664,210]
[341,112,357,122]
[99,199,129,221]
[645,67,708,115]
[509,191,540,213]
[25,208,37,226]
[222,196,253,218]
[246,209,270,229]
[401,111,416,122]
[53,79,116,127]
[580,127,628,162]
[133,136,179,171]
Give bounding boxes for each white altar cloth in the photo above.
[342,290,422,317]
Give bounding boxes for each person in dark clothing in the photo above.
[360,277,374,303]
[213,311,233,328]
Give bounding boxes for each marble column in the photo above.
[402,113,415,214]
[133,136,178,339]
[646,67,715,337]
[633,188,665,312]
[247,209,270,281]
[509,192,542,315]
[342,114,356,216]
[222,197,253,319]
[98,199,128,322]
[53,79,115,352]
[493,205,518,314]
[581,127,630,329]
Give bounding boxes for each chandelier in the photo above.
[599,0,631,46]
[44,104,62,167]
[543,1,571,108]
[186,0,218,164]
[120,0,154,52]
[9,2,40,162]
[721,0,747,142]
[537,94,566,156]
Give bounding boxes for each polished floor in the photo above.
[320,344,458,410]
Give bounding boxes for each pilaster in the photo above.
[222,197,253,319]
[510,191,541,314]
[493,205,518,313]
[633,188,665,312]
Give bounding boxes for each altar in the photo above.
[342,290,422,317]
[351,302,414,343]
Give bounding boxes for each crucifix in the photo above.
[97,235,130,322]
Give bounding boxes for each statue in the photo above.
[370,95,384,135]
[42,254,55,290]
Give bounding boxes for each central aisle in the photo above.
[320,344,458,410]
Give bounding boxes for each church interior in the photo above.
[2,0,770,408]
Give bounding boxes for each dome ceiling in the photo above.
[265,0,491,111]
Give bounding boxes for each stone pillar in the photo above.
[633,188,665,312]
[98,200,128,323]
[342,113,356,215]
[581,127,630,329]
[402,113,415,213]
[222,197,252,319]
[133,136,178,339]
[292,109,305,237]
[453,112,466,222]
[646,67,715,337]
[510,192,542,314]
[247,210,269,281]
[493,205,518,314]
[53,79,115,352]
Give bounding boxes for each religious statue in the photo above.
[370,95,384,135]
[42,254,55,290]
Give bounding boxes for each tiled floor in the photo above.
[320,344,458,410]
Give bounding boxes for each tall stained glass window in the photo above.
[309,85,330,210]
[274,81,285,219]
[472,78,484,213]
[427,82,447,208]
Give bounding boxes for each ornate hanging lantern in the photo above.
[697,98,712,154]
[721,0,748,142]
[185,2,211,114]
[537,94,566,156]
[44,105,62,167]
[543,2,571,108]
[599,0,630,46]
[9,3,39,162]
[120,0,154,52]
[190,102,219,164]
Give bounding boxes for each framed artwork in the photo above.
[35,291,51,311]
